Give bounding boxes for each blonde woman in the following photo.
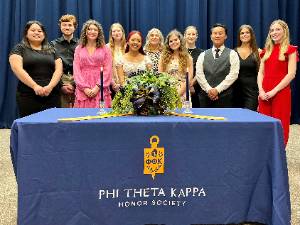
[184,26,203,107]
[258,19,298,145]
[73,20,112,108]
[144,28,164,72]
[158,29,193,103]
[107,23,126,93]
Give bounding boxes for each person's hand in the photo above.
[259,89,268,101]
[90,86,100,98]
[61,84,74,95]
[209,95,219,101]
[84,88,93,98]
[33,84,45,96]
[112,83,121,92]
[43,85,53,96]
[208,88,218,101]
[190,85,195,94]
[265,89,277,100]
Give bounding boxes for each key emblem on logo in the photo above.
[144,135,164,179]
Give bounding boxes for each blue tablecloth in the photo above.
[10,108,290,225]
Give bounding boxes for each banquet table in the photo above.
[10,108,290,225]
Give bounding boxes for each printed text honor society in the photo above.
[98,187,206,208]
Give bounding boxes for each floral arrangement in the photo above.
[111,71,181,115]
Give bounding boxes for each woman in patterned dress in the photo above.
[144,28,164,72]
[158,29,193,103]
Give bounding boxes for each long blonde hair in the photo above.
[160,29,189,74]
[108,23,126,58]
[262,19,290,62]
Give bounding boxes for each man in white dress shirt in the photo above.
[196,23,239,107]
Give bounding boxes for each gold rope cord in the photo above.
[165,112,226,120]
[58,112,225,122]
[58,113,132,122]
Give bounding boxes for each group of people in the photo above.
[9,14,298,145]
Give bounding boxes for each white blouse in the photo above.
[117,55,152,78]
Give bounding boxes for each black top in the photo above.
[233,51,259,110]
[188,48,203,107]
[50,36,78,74]
[188,47,203,76]
[237,52,258,81]
[10,43,60,94]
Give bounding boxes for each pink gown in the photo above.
[73,45,112,108]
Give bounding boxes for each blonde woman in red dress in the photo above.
[258,19,298,146]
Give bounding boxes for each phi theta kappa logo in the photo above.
[144,135,165,179]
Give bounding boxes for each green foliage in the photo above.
[112,71,181,115]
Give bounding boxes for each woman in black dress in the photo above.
[184,26,203,107]
[234,25,260,111]
[9,21,62,117]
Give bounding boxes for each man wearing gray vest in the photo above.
[196,23,239,107]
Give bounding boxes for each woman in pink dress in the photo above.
[73,20,112,108]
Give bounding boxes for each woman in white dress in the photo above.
[116,31,152,85]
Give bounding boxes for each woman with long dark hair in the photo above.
[9,20,62,117]
[116,31,152,85]
[234,24,260,110]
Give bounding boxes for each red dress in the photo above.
[259,44,298,146]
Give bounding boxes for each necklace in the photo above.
[188,48,195,55]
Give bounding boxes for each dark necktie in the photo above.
[215,48,220,59]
